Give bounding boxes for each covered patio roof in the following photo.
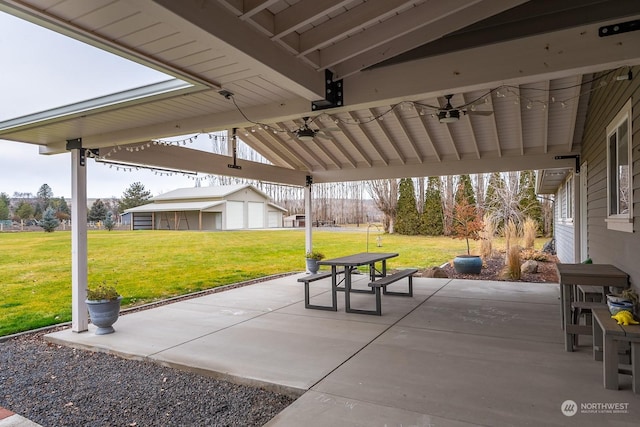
[1,1,639,186]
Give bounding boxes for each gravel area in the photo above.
[0,275,301,427]
[0,329,294,426]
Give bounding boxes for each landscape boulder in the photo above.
[521,260,538,274]
[423,267,449,278]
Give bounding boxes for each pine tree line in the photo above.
[394,172,549,237]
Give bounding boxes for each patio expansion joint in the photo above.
[305,280,452,391]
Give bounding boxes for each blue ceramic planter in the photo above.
[453,255,482,274]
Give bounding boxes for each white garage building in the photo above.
[125,184,286,231]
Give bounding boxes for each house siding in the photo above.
[555,176,575,263]
[580,66,640,290]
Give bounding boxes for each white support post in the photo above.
[70,148,88,332]
[304,176,313,257]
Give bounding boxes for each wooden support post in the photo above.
[70,147,88,332]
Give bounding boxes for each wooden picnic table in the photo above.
[556,263,629,352]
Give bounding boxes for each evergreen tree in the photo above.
[421,177,444,235]
[50,197,71,221]
[455,174,476,205]
[37,184,54,209]
[15,201,34,221]
[40,207,60,232]
[104,211,116,231]
[518,170,543,232]
[88,199,108,222]
[484,172,504,212]
[395,178,421,235]
[0,192,9,209]
[0,198,9,220]
[119,182,152,212]
[0,192,10,220]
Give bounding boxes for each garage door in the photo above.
[247,202,264,228]
[268,212,280,228]
[226,201,244,229]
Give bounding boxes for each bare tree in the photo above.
[366,179,399,233]
[442,175,456,235]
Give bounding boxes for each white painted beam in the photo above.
[106,144,308,186]
[342,17,640,107]
[318,0,483,70]
[43,97,312,152]
[296,0,416,56]
[331,0,526,78]
[312,152,577,183]
[367,109,405,164]
[149,0,324,100]
[272,0,351,40]
[391,109,423,163]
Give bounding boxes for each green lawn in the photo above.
[0,229,544,336]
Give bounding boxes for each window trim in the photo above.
[565,175,573,221]
[605,98,633,233]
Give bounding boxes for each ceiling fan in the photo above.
[437,94,493,123]
[292,117,339,141]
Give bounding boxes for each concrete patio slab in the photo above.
[438,279,559,304]
[45,275,640,426]
[398,295,561,343]
[183,277,309,312]
[47,299,266,359]
[152,311,388,393]
[265,390,481,427]
[311,325,637,426]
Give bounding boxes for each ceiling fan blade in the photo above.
[466,110,494,116]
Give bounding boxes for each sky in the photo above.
[0,11,212,199]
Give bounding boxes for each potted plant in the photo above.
[86,281,122,335]
[305,250,325,274]
[451,198,484,274]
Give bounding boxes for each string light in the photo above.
[92,66,630,177]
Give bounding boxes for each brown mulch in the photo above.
[423,252,559,283]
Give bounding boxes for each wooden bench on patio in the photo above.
[297,270,344,311]
[592,307,640,393]
[350,268,417,316]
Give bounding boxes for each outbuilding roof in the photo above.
[152,184,269,201]
[125,201,224,213]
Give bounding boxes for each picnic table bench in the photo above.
[297,269,345,311]
[592,307,640,393]
[348,268,417,316]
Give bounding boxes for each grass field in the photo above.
[0,229,543,336]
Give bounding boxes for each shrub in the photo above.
[501,245,522,280]
[104,211,116,231]
[479,214,495,260]
[522,217,537,249]
[40,207,60,232]
[503,219,520,257]
[86,281,120,301]
[305,250,325,261]
[521,248,549,262]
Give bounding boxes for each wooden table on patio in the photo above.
[556,263,629,352]
[318,252,398,314]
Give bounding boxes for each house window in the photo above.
[606,99,633,232]
[564,176,573,220]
